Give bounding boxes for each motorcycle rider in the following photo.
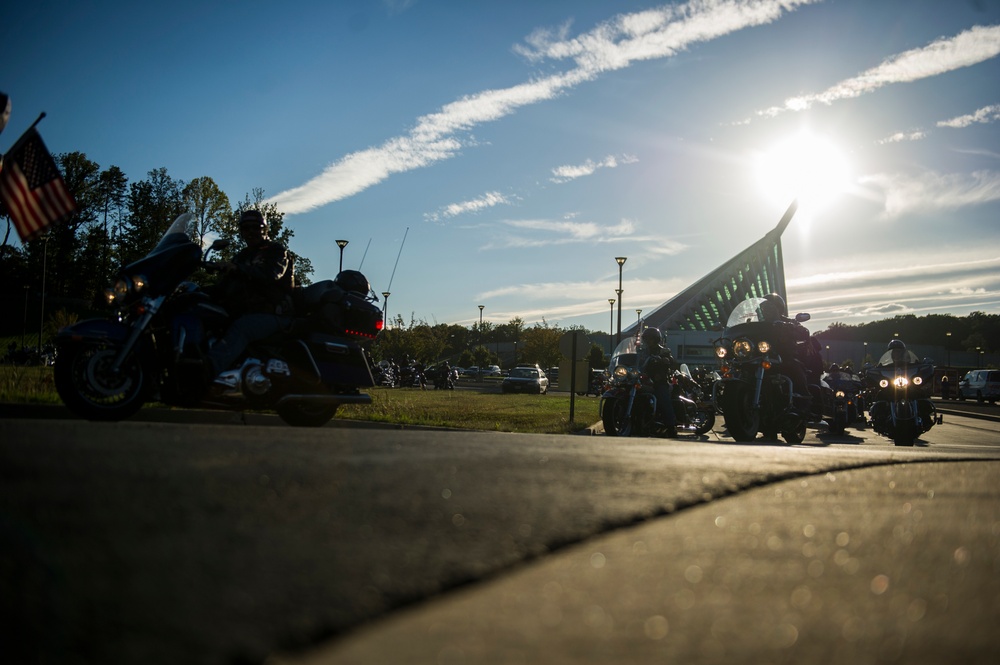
[205,209,296,381]
[637,327,677,437]
[757,293,816,415]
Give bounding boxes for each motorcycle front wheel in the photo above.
[601,397,631,437]
[720,384,758,441]
[691,405,716,436]
[54,344,149,421]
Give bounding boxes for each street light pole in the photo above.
[381,291,390,324]
[39,234,49,354]
[636,309,642,327]
[615,257,627,346]
[946,331,952,367]
[478,305,485,375]
[608,298,615,355]
[336,239,349,272]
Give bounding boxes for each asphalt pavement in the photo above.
[1,406,998,665]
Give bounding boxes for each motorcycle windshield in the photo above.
[725,297,767,328]
[151,213,198,253]
[609,336,640,370]
[677,363,693,380]
[876,348,920,366]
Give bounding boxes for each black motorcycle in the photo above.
[824,367,866,435]
[600,338,714,437]
[54,213,383,427]
[712,297,813,444]
[863,347,938,446]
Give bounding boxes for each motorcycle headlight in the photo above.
[893,376,909,388]
[758,340,771,354]
[733,339,753,359]
[614,365,629,378]
[131,274,148,292]
[879,379,889,388]
[835,390,846,399]
[912,376,923,386]
[715,345,728,359]
[113,278,130,298]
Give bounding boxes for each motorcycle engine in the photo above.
[243,359,291,396]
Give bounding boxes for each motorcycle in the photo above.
[600,337,715,437]
[670,364,717,436]
[823,366,866,435]
[863,346,938,446]
[712,297,814,444]
[54,213,383,427]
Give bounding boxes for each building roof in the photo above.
[625,200,798,335]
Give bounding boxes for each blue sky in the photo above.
[4,0,1000,334]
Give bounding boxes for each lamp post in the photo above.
[39,233,49,354]
[615,257,627,345]
[478,305,485,375]
[336,239,349,272]
[636,309,642,328]
[22,284,29,351]
[608,298,615,355]
[863,341,868,367]
[946,332,952,367]
[381,291,390,323]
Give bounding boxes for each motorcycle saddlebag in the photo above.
[306,332,375,387]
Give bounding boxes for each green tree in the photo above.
[183,176,230,249]
[122,167,187,264]
[520,320,562,368]
[95,165,129,285]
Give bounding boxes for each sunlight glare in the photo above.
[755,132,851,212]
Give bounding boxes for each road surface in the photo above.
[1,407,998,664]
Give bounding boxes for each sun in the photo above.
[754,132,851,212]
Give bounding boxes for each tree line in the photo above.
[815,312,997,357]
[0,152,313,338]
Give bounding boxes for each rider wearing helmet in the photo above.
[637,327,677,436]
[758,292,814,412]
[205,209,296,381]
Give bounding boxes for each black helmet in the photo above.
[334,269,371,296]
[238,209,269,244]
[887,339,906,351]
[760,293,787,320]
[640,327,663,347]
[239,209,267,230]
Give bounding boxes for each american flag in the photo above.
[0,127,76,242]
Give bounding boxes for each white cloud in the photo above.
[270,0,817,214]
[760,24,1000,117]
[786,254,1000,329]
[937,104,1000,128]
[876,130,927,144]
[550,154,638,183]
[484,217,640,249]
[859,170,1000,218]
[425,191,514,222]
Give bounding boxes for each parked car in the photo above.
[462,366,480,377]
[502,366,550,394]
[484,365,502,376]
[957,369,1000,403]
[545,367,559,383]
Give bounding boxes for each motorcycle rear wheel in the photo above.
[276,402,339,427]
[721,384,758,441]
[54,345,148,421]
